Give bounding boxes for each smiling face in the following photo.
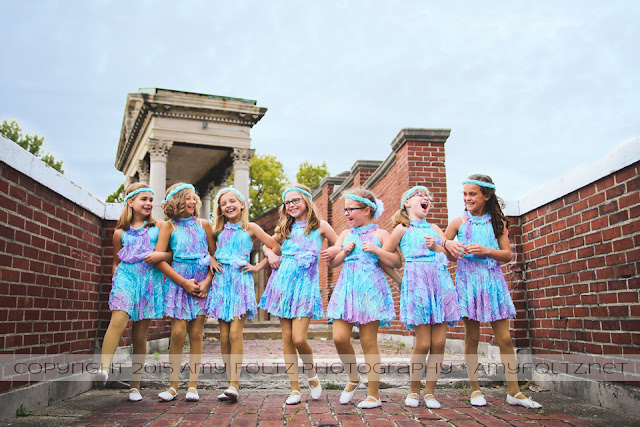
[128,191,154,219]
[181,190,198,218]
[344,198,371,228]
[463,183,491,216]
[283,190,308,220]
[404,190,431,220]
[218,191,245,223]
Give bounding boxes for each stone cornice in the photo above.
[329,160,383,203]
[363,151,396,191]
[312,176,346,201]
[390,128,451,153]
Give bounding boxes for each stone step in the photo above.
[204,328,334,340]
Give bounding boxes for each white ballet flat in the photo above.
[128,388,142,402]
[158,387,177,402]
[470,390,487,406]
[404,392,420,407]
[339,378,361,404]
[308,375,322,400]
[357,396,381,409]
[185,387,199,402]
[285,389,302,405]
[424,393,441,409]
[223,385,239,402]
[217,392,231,401]
[94,370,108,387]
[507,392,542,409]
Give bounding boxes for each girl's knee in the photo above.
[333,333,351,349]
[292,334,308,349]
[413,343,430,355]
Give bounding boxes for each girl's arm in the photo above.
[443,216,466,259]
[363,225,404,268]
[203,220,222,274]
[154,221,199,294]
[380,263,402,285]
[431,224,456,262]
[319,220,341,262]
[464,220,512,263]
[263,232,284,270]
[144,221,173,264]
[328,230,352,268]
[112,229,124,275]
[196,221,216,297]
[241,223,282,273]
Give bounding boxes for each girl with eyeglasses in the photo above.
[326,188,402,409]
[374,186,460,409]
[258,183,339,405]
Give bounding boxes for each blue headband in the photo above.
[463,179,496,189]
[215,187,245,203]
[345,194,376,210]
[123,187,154,205]
[165,184,195,202]
[282,188,312,202]
[400,186,431,209]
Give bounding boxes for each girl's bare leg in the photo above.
[228,316,246,389]
[424,323,447,395]
[186,315,206,389]
[99,311,131,373]
[130,319,151,390]
[333,320,359,391]
[491,318,520,397]
[168,319,188,391]
[219,320,231,383]
[281,318,300,392]
[292,317,318,387]
[463,318,482,394]
[409,325,431,394]
[359,321,381,400]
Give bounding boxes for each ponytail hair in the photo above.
[116,183,156,230]
[466,174,509,237]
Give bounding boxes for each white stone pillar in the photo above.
[232,148,254,203]
[138,159,150,186]
[148,139,173,219]
[200,182,215,221]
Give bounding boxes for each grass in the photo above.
[284,406,303,422]
[324,382,343,390]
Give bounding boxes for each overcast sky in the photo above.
[1,1,638,218]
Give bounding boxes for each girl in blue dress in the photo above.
[96,183,170,402]
[375,186,460,409]
[444,174,541,409]
[205,187,280,402]
[327,188,401,409]
[258,184,339,405]
[154,183,216,402]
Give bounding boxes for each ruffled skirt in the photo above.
[456,257,516,322]
[164,261,208,320]
[400,260,460,328]
[206,264,257,322]
[258,257,324,319]
[326,262,395,327]
[109,261,164,321]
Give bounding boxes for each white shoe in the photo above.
[95,370,108,387]
[308,375,322,400]
[223,385,239,402]
[424,394,441,409]
[357,396,381,409]
[339,378,361,404]
[507,392,542,409]
[128,388,142,402]
[404,392,420,407]
[185,387,199,402]
[285,389,302,405]
[470,390,487,406]
[158,387,177,402]
[217,392,231,401]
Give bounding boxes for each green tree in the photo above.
[230,153,289,219]
[296,161,329,189]
[0,119,64,173]
[106,183,125,203]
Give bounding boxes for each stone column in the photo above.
[138,159,150,186]
[148,139,173,218]
[232,148,255,203]
[200,182,215,221]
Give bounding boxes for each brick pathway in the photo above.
[68,389,596,427]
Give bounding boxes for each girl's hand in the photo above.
[209,257,222,274]
[445,240,466,258]
[240,263,261,273]
[195,281,209,298]
[362,241,379,255]
[464,243,490,256]
[424,236,437,250]
[266,252,281,270]
[144,251,165,264]
[343,241,356,256]
[181,278,200,296]
[319,246,341,262]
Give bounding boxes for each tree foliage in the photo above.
[296,161,329,189]
[0,120,64,173]
[106,183,125,203]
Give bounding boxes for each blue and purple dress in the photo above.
[399,220,460,328]
[258,221,324,319]
[326,224,395,327]
[206,222,256,321]
[164,217,210,320]
[109,223,164,321]
[456,211,516,322]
